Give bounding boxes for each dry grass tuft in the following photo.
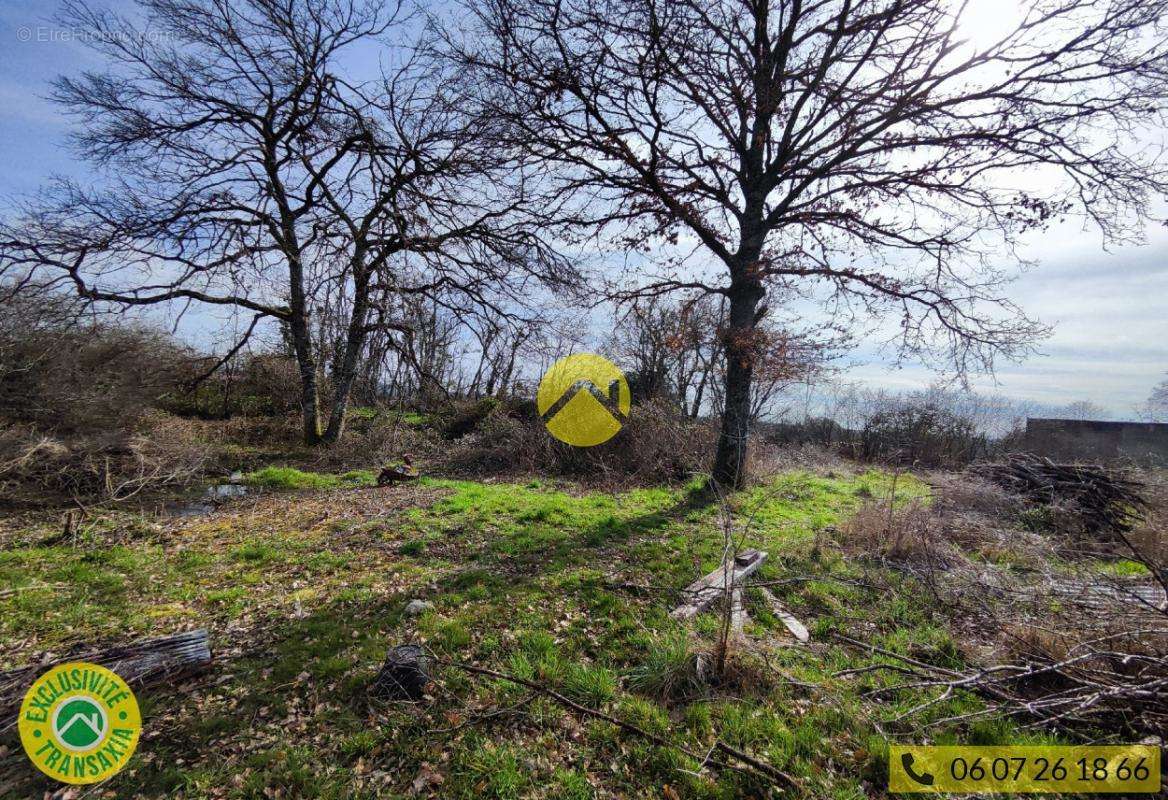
[925,472,1056,568]
[842,497,962,566]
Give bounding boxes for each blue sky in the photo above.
[2,0,1166,418]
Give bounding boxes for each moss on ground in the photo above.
[0,468,1060,799]
[242,466,378,490]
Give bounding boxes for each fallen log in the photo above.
[0,629,211,722]
[670,549,768,620]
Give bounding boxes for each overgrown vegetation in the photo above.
[0,0,1164,795]
[841,466,1168,738]
[3,458,1159,798]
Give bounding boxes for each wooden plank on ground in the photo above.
[670,550,768,620]
[729,588,747,637]
[758,588,810,642]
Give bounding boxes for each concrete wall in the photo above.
[1024,418,1168,464]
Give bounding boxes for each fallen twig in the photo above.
[435,656,799,789]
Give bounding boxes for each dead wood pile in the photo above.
[972,454,1148,534]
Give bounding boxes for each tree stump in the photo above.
[371,645,429,701]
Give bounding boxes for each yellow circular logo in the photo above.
[537,353,631,447]
[18,662,141,785]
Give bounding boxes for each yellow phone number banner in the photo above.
[889,745,1161,794]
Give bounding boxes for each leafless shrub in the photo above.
[842,497,962,567]
[0,292,188,433]
[201,415,304,449]
[444,397,715,485]
[0,291,228,502]
[0,412,209,503]
[860,404,988,468]
[312,418,442,474]
[929,474,1025,519]
[748,441,845,477]
[925,473,1055,568]
[164,352,303,419]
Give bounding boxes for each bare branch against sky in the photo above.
[0,0,1164,427]
[0,0,577,444]
[444,0,1168,482]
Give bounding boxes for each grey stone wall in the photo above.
[1024,418,1168,464]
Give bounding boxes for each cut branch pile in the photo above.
[834,629,1168,737]
[972,454,1148,533]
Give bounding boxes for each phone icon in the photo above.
[901,753,935,786]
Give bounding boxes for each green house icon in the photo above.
[54,697,105,750]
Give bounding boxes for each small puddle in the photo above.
[209,483,250,500]
[162,481,251,517]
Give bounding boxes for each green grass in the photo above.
[0,466,1061,800]
[626,631,704,702]
[348,406,379,421]
[242,466,377,490]
[1096,558,1152,577]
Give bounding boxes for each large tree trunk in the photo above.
[285,259,322,445]
[711,281,764,488]
[288,314,323,445]
[269,158,322,446]
[322,265,371,444]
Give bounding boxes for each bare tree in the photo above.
[1138,374,1168,422]
[616,292,841,419]
[1,0,571,444]
[464,310,535,398]
[1059,399,1112,421]
[447,0,1168,485]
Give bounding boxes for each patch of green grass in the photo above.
[338,730,379,760]
[339,469,378,484]
[399,539,426,556]
[242,466,376,490]
[306,551,351,570]
[562,662,618,707]
[1097,558,1151,577]
[450,739,529,799]
[550,768,595,800]
[379,409,429,426]
[232,540,283,564]
[434,619,473,651]
[349,406,379,420]
[627,631,704,702]
[0,464,1058,799]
